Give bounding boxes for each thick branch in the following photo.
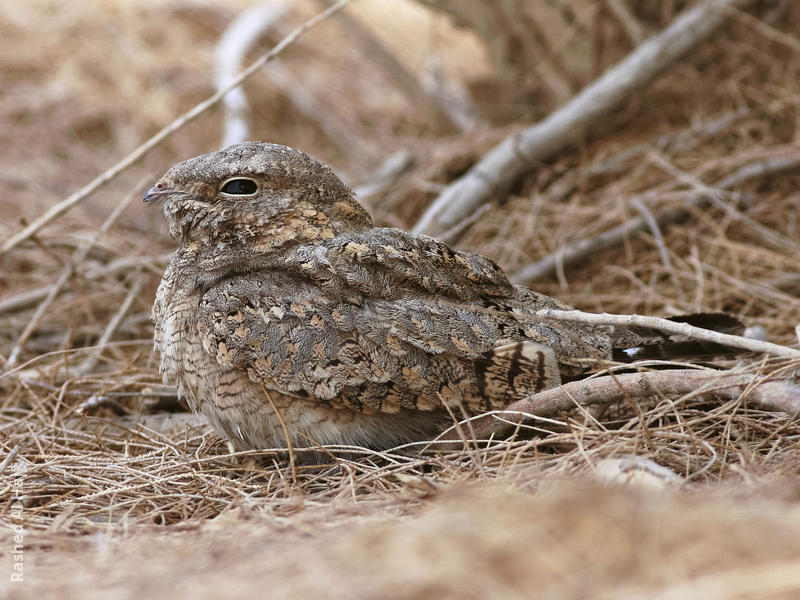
[215,2,288,147]
[460,369,800,440]
[412,0,757,237]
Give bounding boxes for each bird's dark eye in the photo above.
[220,178,258,196]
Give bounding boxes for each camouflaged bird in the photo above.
[146,142,739,452]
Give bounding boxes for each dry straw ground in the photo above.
[1,1,800,598]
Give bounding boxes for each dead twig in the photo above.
[535,308,800,358]
[512,155,800,283]
[0,446,21,476]
[585,108,749,179]
[0,254,171,316]
[647,151,800,252]
[605,0,647,44]
[722,3,800,54]
[263,385,298,485]
[353,150,415,202]
[75,272,146,375]
[413,0,757,237]
[216,1,373,157]
[6,182,143,365]
[630,197,673,274]
[543,108,749,204]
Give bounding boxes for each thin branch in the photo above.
[76,273,146,375]
[438,204,492,246]
[6,182,143,365]
[217,2,374,158]
[0,286,59,315]
[412,0,757,236]
[353,150,415,202]
[263,386,298,484]
[722,3,800,54]
[86,253,173,280]
[0,253,171,316]
[630,196,673,273]
[0,446,21,476]
[588,108,748,178]
[605,0,647,44]
[535,308,800,358]
[543,107,749,204]
[648,151,800,252]
[511,155,800,283]
[0,0,355,255]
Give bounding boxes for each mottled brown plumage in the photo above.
[146,142,735,453]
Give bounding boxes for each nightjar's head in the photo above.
[144,142,372,247]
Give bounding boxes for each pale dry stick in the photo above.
[0,340,153,383]
[630,196,673,273]
[218,2,372,157]
[511,155,800,283]
[438,392,487,472]
[688,246,706,311]
[537,308,800,358]
[353,150,415,202]
[0,251,168,316]
[438,204,492,246]
[76,272,146,375]
[6,183,143,366]
[0,445,21,476]
[468,369,800,440]
[88,253,172,279]
[0,287,56,315]
[0,0,355,255]
[413,0,757,237]
[677,245,799,308]
[605,0,646,44]
[422,53,483,132]
[215,2,288,147]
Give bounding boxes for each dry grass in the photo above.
[2,0,800,597]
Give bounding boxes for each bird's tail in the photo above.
[611,313,747,362]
